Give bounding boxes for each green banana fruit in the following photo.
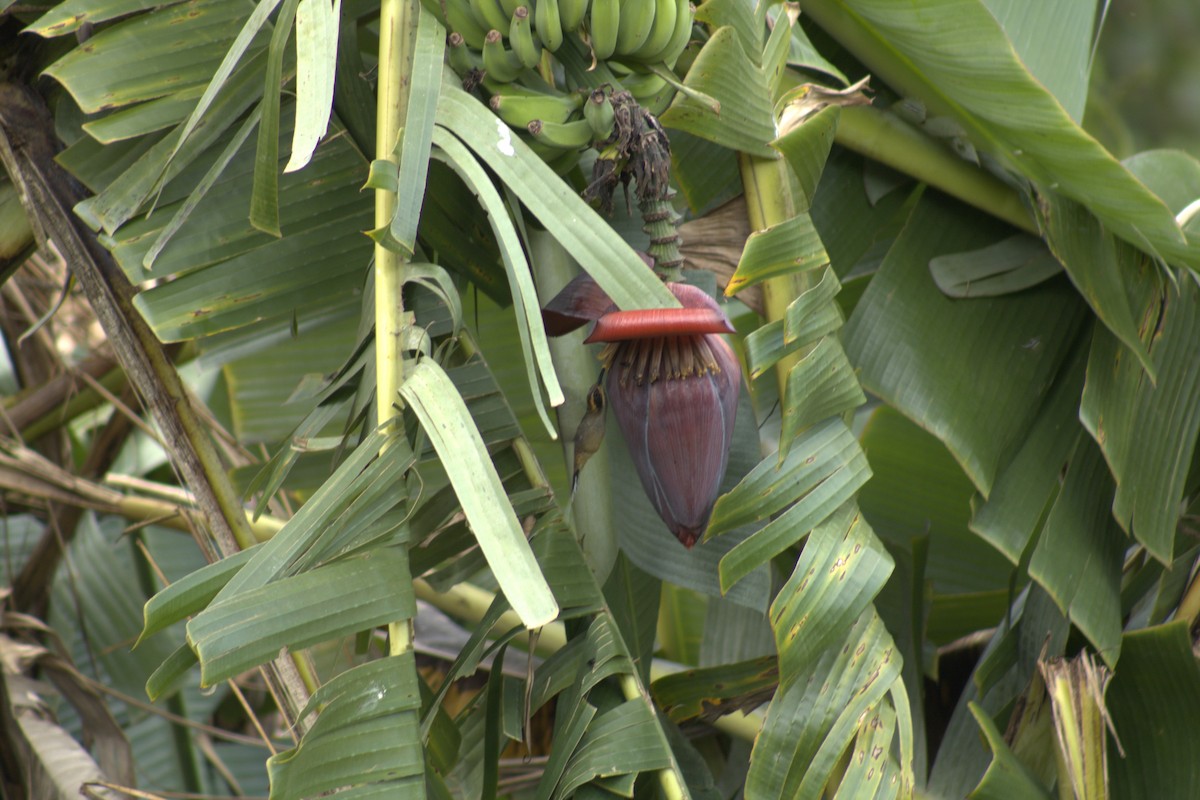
[482,28,524,82]
[616,69,667,98]
[448,31,486,76]
[614,0,653,56]
[444,0,488,48]
[558,0,589,33]
[534,0,564,51]
[489,86,583,127]
[635,0,690,65]
[499,0,522,17]
[631,0,674,61]
[633,74,675,114]
[583,88,615,139]
[588,0,619,60]
[469,0,510,37]
[527,118,595,149]
[508,6,542,69]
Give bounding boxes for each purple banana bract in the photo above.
[542,274,741,548]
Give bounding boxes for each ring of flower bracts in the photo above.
[542,274,742,548]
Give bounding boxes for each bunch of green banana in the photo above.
[429,0,694,75]
[428,0,695,163]
[609,0,691,65]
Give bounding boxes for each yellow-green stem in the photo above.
[375,0,417,658]
[738,152,807,398]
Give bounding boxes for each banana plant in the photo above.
[3,0,1200,798]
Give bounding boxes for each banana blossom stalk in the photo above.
[543,274,740,547]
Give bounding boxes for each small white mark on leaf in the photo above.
[496,118,515,157]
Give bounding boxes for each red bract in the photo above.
[542,274,741,548]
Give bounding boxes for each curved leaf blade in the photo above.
[430,128,563,432]
[843,193,1088,496]
[1080,276,1200,562]
[434,81,676,312]
[283,0,340,173]
[746,609,902,800]
[659,26,777,158]
[399,358,559,628]
[383,3,444,252]
[770,502,893,684]
[187,548,415,685]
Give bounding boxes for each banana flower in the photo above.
[543,274,741,547]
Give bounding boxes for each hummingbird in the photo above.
[571,373,607,498]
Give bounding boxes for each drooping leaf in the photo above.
[745,609,903,800]
[726,212,829,295]
[1027,436,1124,665]
[27,0,166,36]
[709,416,849,536]
[659,26,776,158]
[434,81,676,312]
[1080,275,1200,562]
[770,502,893,684]
[694,0,762,59]
[1123,149,1200,214]
[41,0,268,113]
[843,193,1088,496]
[1036,193,1155,377]
[121,113,373,341]
[743,267,841,380]
[268,653,424,798]
[556,699,675,797]
[165,0,286,177]
[979,0,1097,122]
[718,423,871,593]
[784,10,848,84]
[778,335,866,458]
[74,49,271,234]
[430,128,562,434]
[771,104,841,212]
[144,105,264,268]
[399,358,559,628]
[833,703,900,800]
[216,428,411,596]
[383,3,444,252]
[248,0,299,236]
[140,546,257,643]
[81,87,205,144]
[186,548,415,685]
[970,344,1086,563]
[284,0,340,173]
